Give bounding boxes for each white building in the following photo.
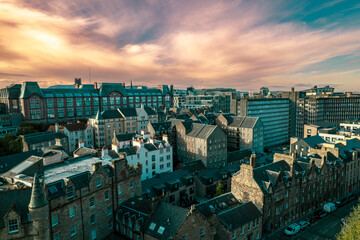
[58,122,94,153]
[112,131,173,180]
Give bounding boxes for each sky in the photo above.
[0,0,360,91]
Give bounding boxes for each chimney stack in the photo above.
[78,140,84,148]
[55,122,59,133]
[94,82,98,89]
[92,162,102,172]
[74,78,82,89]
[250,154,256,168]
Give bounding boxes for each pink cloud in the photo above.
[0,0,359,92]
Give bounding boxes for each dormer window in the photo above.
[96,178,102,187]
[67,187,74,199]
[8,219,19,233]
[209,178,213,184]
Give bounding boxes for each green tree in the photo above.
[17,122,50,135]
[336,201,360,240]
[0,134,22,156]
[215,182,225,197]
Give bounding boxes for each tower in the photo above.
[28,173,50,240]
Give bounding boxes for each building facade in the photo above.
[176,122,227,169]
[215,113,264,153]
[0,150,142,240]
[0,80,172,123]
[234,98,290,147]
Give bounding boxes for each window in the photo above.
[85,107,92,116]
[103,97,108,105]
[52,214,58,227]
[105,190,109,201]
[76,98,82,107]
[67,108,74,117]
[70,225,77,236]
[85,97,91,106]
[57,98,64,108]
[76,107,83,116]
[67,187,74,199]
[90,214,96,225]
[107,206,112,216]
[90,197,95,208]
[93,98,99,106]
[248,221,251,231]
[57,108,65,118]
[67,98,73,107]
[47,109,55,118]
[130,180,134,189]
[200,228,204,237]
[232,230,236,239]
[96,177,102,187]
[118,185,122,195]
[8,219,18,233]
[30,99,40,109]
[47,99,54,108]
[69,207,75,218]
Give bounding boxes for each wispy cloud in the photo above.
[0,0,359,91]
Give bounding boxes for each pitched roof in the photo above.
[181,160,207,173]
[142,170,192,198]
[101,110,123,119]
[302,135,327,148]
[119,108,137,117]
[144,106,157,115]
[0,188,32,228]
[115,133,136,142]
[0,150,43,174]
[99,83,127,97]
[144,201,188,240]
[149,122,172,132]
[195,193,240,219]
[217,201,262,230]
[187,123,217,139]
[23,131,67,145]
[227,149,252,163]
[20,82,45,98]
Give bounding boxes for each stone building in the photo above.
[195,193,263,240]
[0,149,142,240]
[21,131,69,154]
[89,106,158,147]
[290,135,327,157]
[232,151,345,232]
[215,113,264,153]
[48,122,94,153]
[176,122,227,169]
[116,198,214,240]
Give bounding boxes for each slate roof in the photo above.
[115,133,136,142]
[20,82,45,98]
[142,170,192,198]
[101,110,123,119]
[118,146,139,156]
[73,147,97,157]
[227,149,252,163]
[144,201,188,240]
[149,122,172,132]
[195,193,240,219]
[217,201,262,230]
[119,108,138,117]
[99,83,127,97]
[301,135,327,148]
[5,84,22,98]
[187,123,217,139]
[63,122,88,132]
[196,164,240,185]
[0,188,32,228]
[144,106,157,116]
[0,149,43,174]
[23,131,67,145]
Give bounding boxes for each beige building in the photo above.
[88,106,158,147]
[176,122,227,169]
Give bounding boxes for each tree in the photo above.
[336,201,360,240]
[0,134,22,156]
[215,182,225,197]
[17,122,50,135]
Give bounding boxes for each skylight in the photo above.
[149,222,156,231]
[12,161,33,174]
[158,226,165,235]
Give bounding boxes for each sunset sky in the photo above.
[1,0,360,91]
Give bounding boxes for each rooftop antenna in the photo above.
[89,67,91,84]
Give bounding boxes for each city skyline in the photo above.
[1,0,360,91]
